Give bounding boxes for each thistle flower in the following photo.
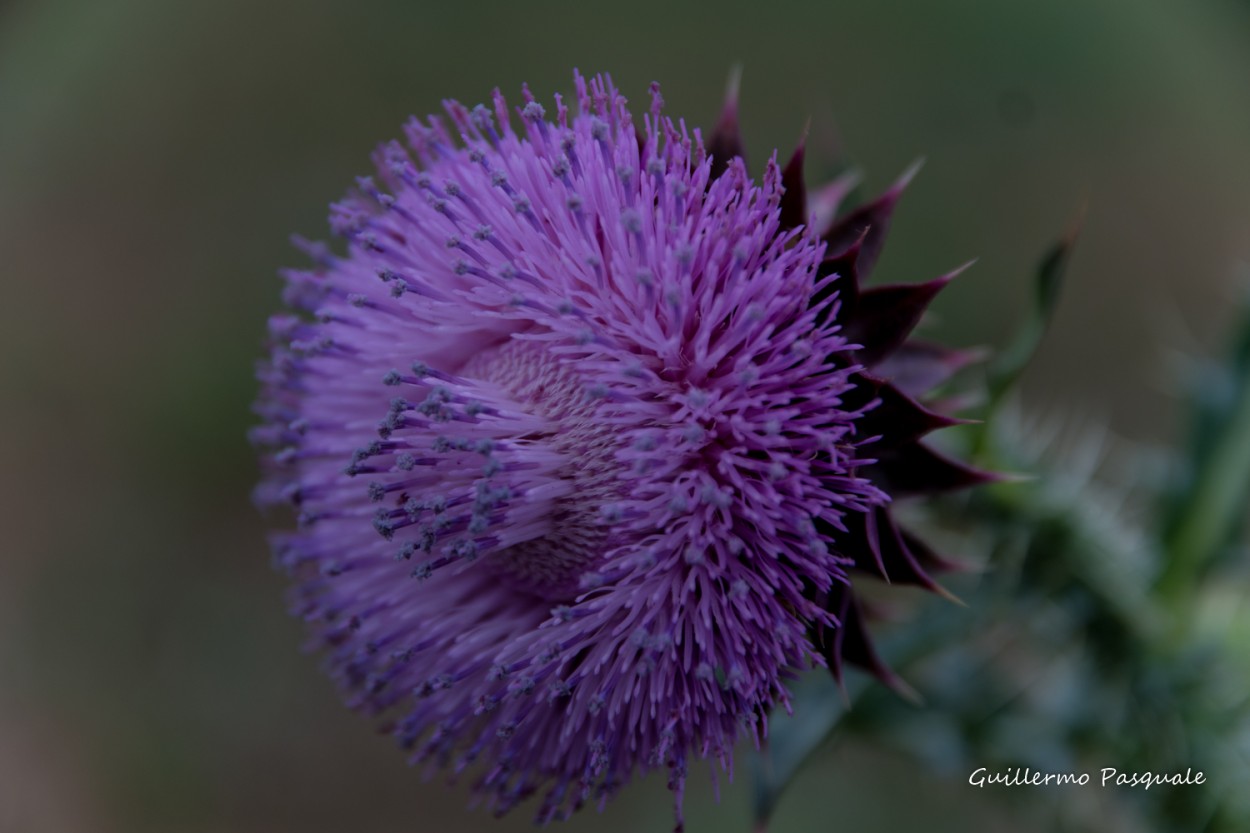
[253,72,988,827]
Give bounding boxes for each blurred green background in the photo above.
[3,0,1249,831]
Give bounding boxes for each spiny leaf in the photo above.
[985,207,1083,410]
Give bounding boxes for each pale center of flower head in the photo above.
[444,337,620,599]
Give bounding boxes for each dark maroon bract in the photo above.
[253,72,987,828]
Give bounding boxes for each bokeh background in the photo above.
[3,1,1250,831]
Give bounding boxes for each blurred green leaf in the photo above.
[985,209,1083,412]
[751,673,856,830]
[1159,277,1250,598]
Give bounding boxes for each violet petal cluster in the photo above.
[253,72,987,827]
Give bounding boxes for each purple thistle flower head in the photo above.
[253,72,990,827]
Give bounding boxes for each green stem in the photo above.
[1158,381,1250,605]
